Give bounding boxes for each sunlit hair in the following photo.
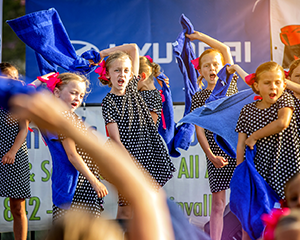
[288,59,300,77]
[197,49,224,89]
[56,72,90,95]
[46,211,124,240]
[99,51,133,87]
[139,56,161,81]
[251,61,285,94]
[0,62,19,79]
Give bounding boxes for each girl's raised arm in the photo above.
[100,44,139,76]
[186,31,233,65]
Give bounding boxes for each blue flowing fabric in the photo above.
[7,8,97,75]
[179,88,256,158]
[157,74,176,150]
[230,146,280,240]
[172,14,199,156]
[0,77,35,110]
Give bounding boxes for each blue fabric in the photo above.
[42,130,79,209]
[205,64,233,103]
[229,146,280,240]
[172,14,199,156]
[7,8,97,75]
[179,88,256,158]
[0,77,35,110]
[157,73,176,147]
[167,198,211,240]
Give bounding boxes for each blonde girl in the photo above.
[235,61,300,240]
[187,31,238,240]
[38,72,108,221]
[96,44,175,219]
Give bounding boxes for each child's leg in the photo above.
[9,198,27,240]
[210,190,226,240]
[116,205,132,219]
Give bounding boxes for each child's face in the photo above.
[199,52,223,90]
[285,175,300,209]
[253,70,286,108]
[290,64,300,85]
[106,57,132,95]
[4,67,19,80]
[54,80,86,112]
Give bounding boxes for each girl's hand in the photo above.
[91,180,108,198]
[245,135,256,150]
[209,155,229,168]
[156,76,170,88]
[185,31,201,41]
[1,150,16,164]
[226,65,237,75]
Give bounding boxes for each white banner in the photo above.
[0,105,228,232]
[271,0,300,68]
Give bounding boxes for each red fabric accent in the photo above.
[159,90,166,129]
[95,60,109,82]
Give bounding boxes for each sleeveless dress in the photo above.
[190,77,238,192]
[0,108,31,198]
[235,91,300,198]
[102,77,175,206]
[42,111,104,220]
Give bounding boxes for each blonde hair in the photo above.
[251,61,285,94]
[56,72,90,94]
[139,56,161,81]
[197,49,224,89]
[99,51,133,87]
[288,59,300,77]
[46,211,125,240]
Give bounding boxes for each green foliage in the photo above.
[2,0,25,74]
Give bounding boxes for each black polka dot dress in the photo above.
[52,111,104,221]
[139,89,162,127]
[191,79,237,193]
[235,91,300,198]
[0,108,31,199]
[102,77,175,206]
[287,90,300,135]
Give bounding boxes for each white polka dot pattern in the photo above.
[0,108,31,198]
[236,91,300,198]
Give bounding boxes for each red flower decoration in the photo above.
[261,207,290,240]
[37,72,61,92]
[254,95,263,101]
[245,73,256,85]
[191,57,200,70]
[95,60,109,82]
[145,55,153,63]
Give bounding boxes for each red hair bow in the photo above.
[191,57,200,70]
[284,70,290,78]
[37,72,61,92]
[245,73,256,85]
[95,60,109,82]
[145,55,153,63]
[261,208,290,240]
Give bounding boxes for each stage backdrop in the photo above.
[0,0,275,233]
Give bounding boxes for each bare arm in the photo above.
[186,31,233,65]
[236,133,247,165]
[245,107,293,149]
[9,92,174,240]
[227,64,249,82]
[195,125,228,168]
[62,138,108,198]
[286,79,300,95]
[2,118,29,164]
[100,44,139,76]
